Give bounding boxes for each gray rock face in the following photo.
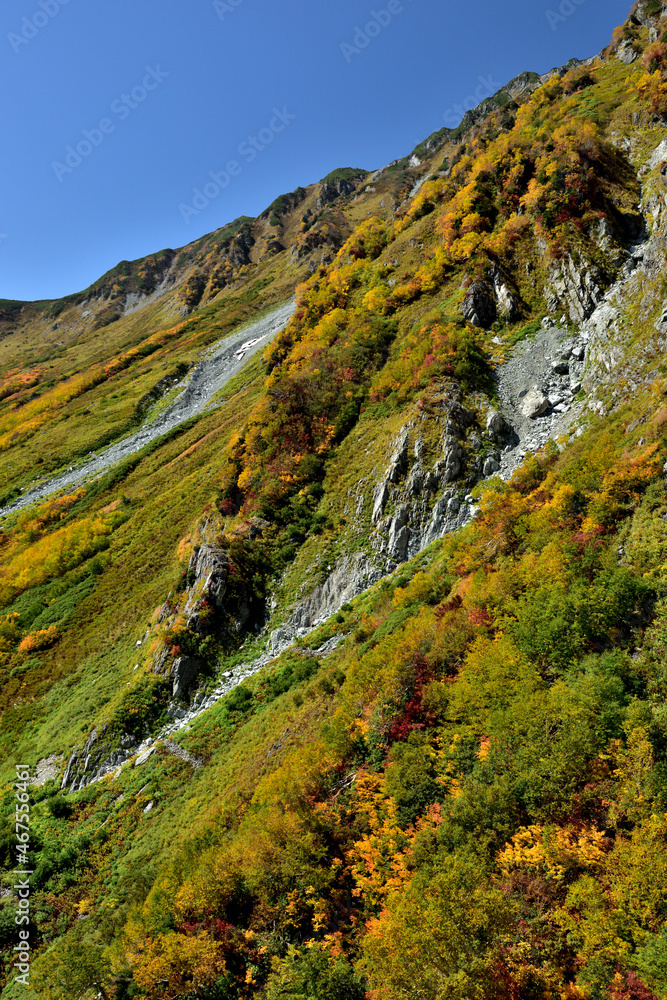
[172,656,203,700]
[387,432,409,484]
[372,482,389,523]
[632,0,664,27]
[440,437,465,482]
[34,755,61,787]
[491,267,520,321]
[548,255,601,324]
[462,282,496,328]
[289,553,385,631]
[521,387,549,419]
[388,507,410,561]
[406,465,423,496]
[617,40,639,64]
[655,303,667,333]
[184,531,230,632]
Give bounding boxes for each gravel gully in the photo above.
[2,300,295,519]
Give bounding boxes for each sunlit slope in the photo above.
[3,2,667,998]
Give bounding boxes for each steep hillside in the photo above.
[3,2,667,998]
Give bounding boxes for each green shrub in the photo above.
[263,944,366,1000]
[47,796,73,819]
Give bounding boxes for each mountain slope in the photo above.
[3,2,667,998]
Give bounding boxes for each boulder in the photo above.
[440,436,465,482]
[134,748,155,767]
[388,507,410,561]
[171,656,203,700]
[186,544,229,612]
[184,535,230,634]
[521,387,549,419]
[486,409,507,441]
[547,255,601,324]
[655,304,667,333]
[388,525,410,562]
[462,281,496,328]
[406,466,423,497]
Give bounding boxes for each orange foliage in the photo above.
[18,626,60,655]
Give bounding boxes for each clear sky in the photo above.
[0,0,633,301]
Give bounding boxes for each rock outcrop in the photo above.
[171,656,204,700]
[288,553,385,632]
[183,535,230,634]
[462,281,496,328]
[546,255,602,324]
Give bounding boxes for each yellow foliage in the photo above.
[582,442,661,531]
[347,771,411,906]
[637,69,667,115]
[498,823,607,882]
[392,571,442,608]
[129,930,224,997]
[0,512,115,605]
[237,465,255,492]
[0,613,21,654]
[363,286,390,315]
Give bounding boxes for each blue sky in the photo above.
[0,0,632,301]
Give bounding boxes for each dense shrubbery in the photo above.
[87,422,667,999]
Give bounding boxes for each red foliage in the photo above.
[611,971,661,1000]
[435,594,463,619]
[572,527,606,552]
[387,655,436,744]
[467,608,493,628]
[490,959,521,1000]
